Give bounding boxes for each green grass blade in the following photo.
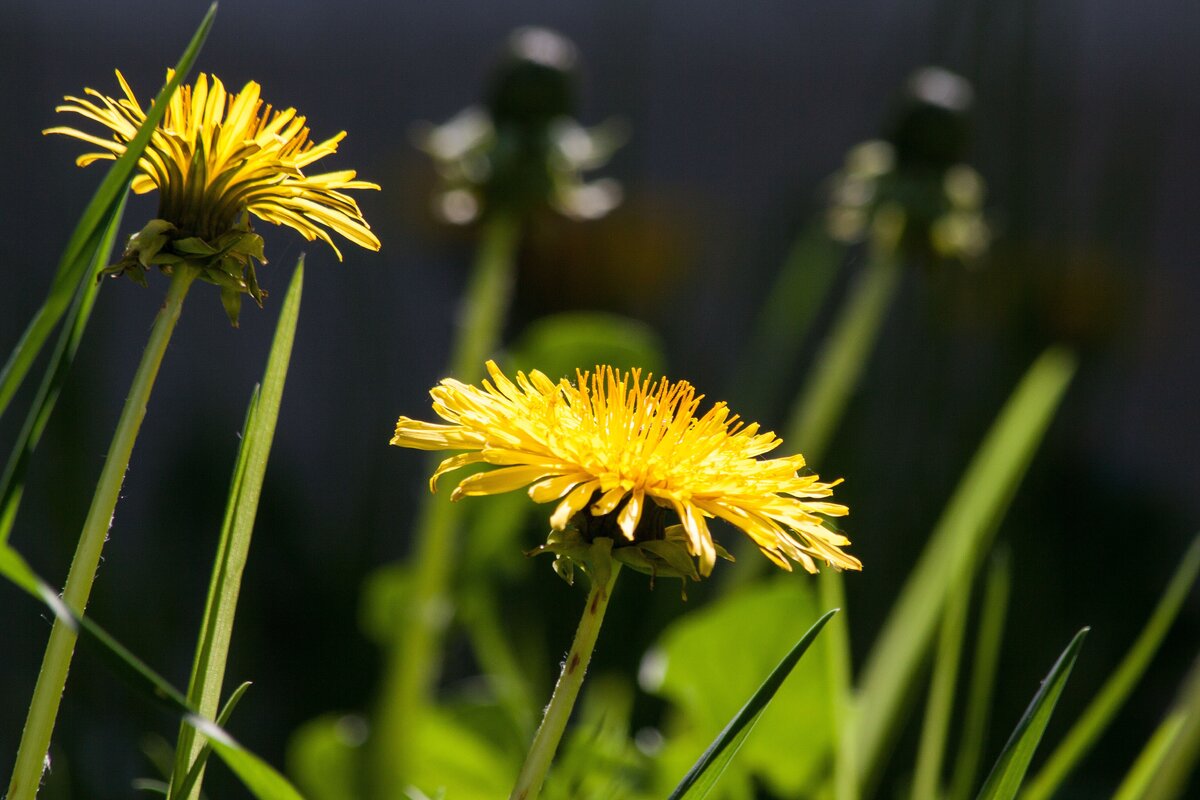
[0,542,304,800]
[667,609,839,800]
[975,628,1089,800]
[0,196,125,544]
[949,550,1012,800]
[1022,534,1200,800]
[1115,653,1200,800]
[911,561,973,800]
[174,682,254,800]
[170,259,303,800]
[0,2,216,420]
[853,347,1077,792]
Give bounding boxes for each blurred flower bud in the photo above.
[824,67,990,264]
[416,27,624,226]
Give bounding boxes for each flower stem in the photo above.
[7,265,197,800]
[510,555,622,800]
[370,211,520,795]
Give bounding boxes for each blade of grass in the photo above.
[0,543,303,800]
[667,609,839,800]
[169,259,303,800]
[852,346,1077,795]
[0,3,216,420]
[1022,534,1200,800]
[0,195,124,544]
[1113,653,1200,800]
[911,561,973,800]
[173,681,253,800]
[949,549,1012,800]
[975,628,1089,800]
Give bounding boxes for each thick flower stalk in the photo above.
[46,69,380,322]
[393,361,859,577]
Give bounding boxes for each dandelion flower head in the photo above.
[392,361,860,577]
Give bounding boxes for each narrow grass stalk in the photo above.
[370,211,520,792]
[168,261,304,800]
[510,555,622,800]
[910,567,971,800]
[1113,653,1200,800]
[0,198,124,544]
[8,264,198,800]
[948,550,1011,800]
[1021,535,1200,800]
[729,225,844,412]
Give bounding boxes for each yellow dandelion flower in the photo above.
[46,69,380,320]
[392,361,860,577]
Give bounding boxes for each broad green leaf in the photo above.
[0,542,304,800]
[657,602,838,799]
[0,3,216,419]
[975,628,1089,800]
[853,346,1077,793]
[287,714,367,800]
[0,196,123,544]
[1022,534,1200,800]
[645,578,835,797]
[169,258,304,800]
[506,311,667,380]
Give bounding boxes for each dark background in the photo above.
[1,1,1197,797]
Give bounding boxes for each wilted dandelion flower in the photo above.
[392,361,860,578]
[46,69,380,322]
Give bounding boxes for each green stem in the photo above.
[8,265,197,800]
[510,557,622,800]
[370,212,521,795]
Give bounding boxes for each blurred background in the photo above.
[0,1,1197,797]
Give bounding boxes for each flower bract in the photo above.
[392,361,860,577]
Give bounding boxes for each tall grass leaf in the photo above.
[173,682,254,800]
[853,346,1076,792]
[0,542,304,800]
[170,259,303,800]
[0,197,125,544]
[0,3,216,419]
[1114,653,1200,800]
[975,628,1089,800]
[949,549,1012,800]
[667,608,838,800]
[1022,534,1200,800]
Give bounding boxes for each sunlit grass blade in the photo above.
[0,543,303,800]
[169,259,303,800]
[667,609,838,800]
[1113,653,1200,800]
[975,628,1089,800]
[730,225,844,413]
[173,681,253,800]
[0,3,216,420]
[911,561,972,800]
[0,196,124,544]
[853,346,1077,794]
[1022,534,1200,800]
[949,550,1012,800]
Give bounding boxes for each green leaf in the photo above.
[0,196,123,544]
[1113,651,1200,800]
[287,714,368,800]
[1022,534,1200,800]
[949,549,1012,800]
[170,258,304,800]
[506,311,667,379]
[0,542,304,800]
[665,607,838,799]
[852,346,1077,793]
[0,3,216,420]
[975,628,1089,800]
[173,682,254,800]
